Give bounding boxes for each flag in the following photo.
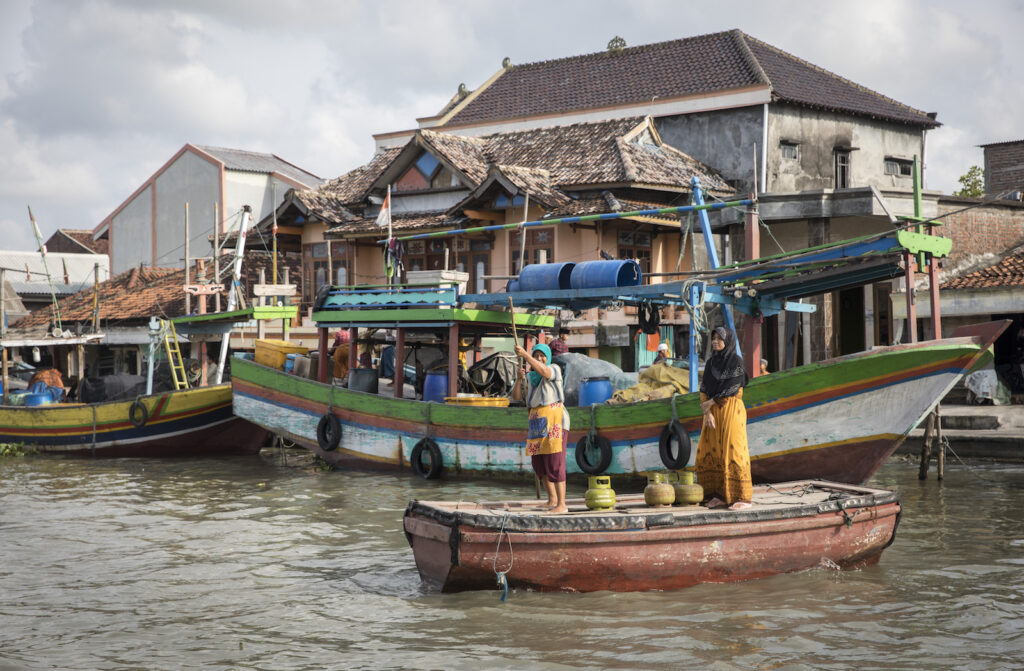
[375,189,391,229]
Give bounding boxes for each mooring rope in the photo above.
[492,511,514,602]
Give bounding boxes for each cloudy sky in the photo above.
[2,0,1022,253]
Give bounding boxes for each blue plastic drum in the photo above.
[423,372,448,403]
[570,260,642,289]
[579,376,613,407]
[24,392,53,407]
[518,262,576,291]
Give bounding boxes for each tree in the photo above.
[954,165,984,197]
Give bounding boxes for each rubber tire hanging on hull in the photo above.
[411,438,443,479]
[317,414,342,451]
[659,420,692,469]
[129,400,148,428]
[575,434,613,474]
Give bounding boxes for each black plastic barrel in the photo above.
[348,368,379,394]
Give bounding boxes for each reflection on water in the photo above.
[1,453,1023,670]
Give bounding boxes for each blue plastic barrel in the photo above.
[24,392,53,407]
[506,279,521,293]
[518,262,576,292]
[423,372,448,403]
[570,260,642,289]
[579,377,613,407]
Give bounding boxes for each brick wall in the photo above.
[984,141,1024,196]
[936,196,1024,266]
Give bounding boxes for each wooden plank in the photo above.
[253,284,298,297]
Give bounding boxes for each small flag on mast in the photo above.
[375,187,391,229]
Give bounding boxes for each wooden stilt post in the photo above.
[348,327,358,375]
[317,327,328,384]
[395,328,405,399]
[447,324,459,400]
[918,410,934,480]
[936,404,945,480]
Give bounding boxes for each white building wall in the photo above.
[110,184,153,275]
[153,152,220,269]
[767,104,925,192]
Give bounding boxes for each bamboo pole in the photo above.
[381,199,755,243]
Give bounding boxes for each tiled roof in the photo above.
[419,131,489,182]
[477,118,733,192]
[319,118,729,236]
[980,139,1024,148]
[12,251,300,328]
[295,148,400,217]
[53,229,109,255]
[443,30,938,129]
[942,246,1024,290]
[196,145,323,188]
[326,211,466,237]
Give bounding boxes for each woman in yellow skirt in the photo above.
[696,327,752,510]
[512,342,569,514]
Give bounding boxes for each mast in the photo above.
[27,206,62,333]
[214,206,251,384]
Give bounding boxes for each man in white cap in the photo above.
[653,342,670,365]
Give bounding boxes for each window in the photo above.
[834,150,851,189]
[509,227,554,275]
[618,230,652,275]
[456,239,492,294]
[394,150,457,192]
[884,158,914,177]
[780,142,799,160]
[302,241,349,304]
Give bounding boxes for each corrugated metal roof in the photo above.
[0,251,110,286]
[196,146,324,189]
[9,281,92,296]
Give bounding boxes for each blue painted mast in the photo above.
[689,177,739,389]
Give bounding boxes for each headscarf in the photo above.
[528,343,552,388]
[700,326,745,399]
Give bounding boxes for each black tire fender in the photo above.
[410,438,443,479]
[129,399,148,428]
[316,414,342,451]
[659,420,692,469]
[575,434,613,474]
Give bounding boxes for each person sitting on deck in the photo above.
[549,329,569,357]
[511,342,569,514]
[653,342,670,365]
[696,327,752,511]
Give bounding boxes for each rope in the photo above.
[91,404,97,456]
[492,511,514,602]
[939,435,1004,485]
[678,279,710,354]
[669,392,680,424]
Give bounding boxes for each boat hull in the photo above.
[232,334,991,483]
[404,481,901,593]
[0,384,267,457]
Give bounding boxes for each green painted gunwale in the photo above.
[311,308,554,328]
[232,338,980,431]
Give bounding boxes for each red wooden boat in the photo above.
[403,480,901,593]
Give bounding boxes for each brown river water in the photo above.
[1,450,1023,671]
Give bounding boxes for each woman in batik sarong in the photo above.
[512,342,569,513]
[696,326,752,510]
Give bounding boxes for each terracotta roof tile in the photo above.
[12,251,300,328]
[295,148,400,216]
[53,229,109,255]
[942,247,1024,290]
[444,30,938,129]
[326,211,466,237]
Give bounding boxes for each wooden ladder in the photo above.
[162,320,189,390]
